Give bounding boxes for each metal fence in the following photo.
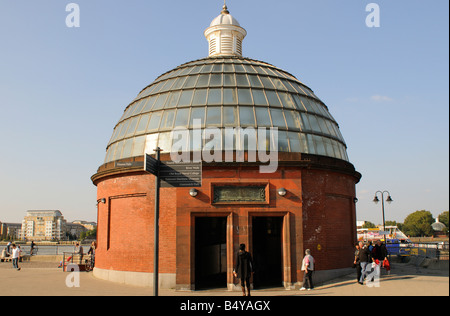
[396,242,449,261]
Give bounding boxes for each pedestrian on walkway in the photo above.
[354,243,362,283]
[358,242,371,285]
[373,240,388,263]
[30,241,36,256]
[87,241,97,269]
[74,242,84,265]
[11,244,21,271]
[233,244,254,296]
[300,249,315,291]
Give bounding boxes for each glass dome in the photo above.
[104,56,349,164]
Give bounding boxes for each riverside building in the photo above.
[21,210,66,241]
[91,4,361,290]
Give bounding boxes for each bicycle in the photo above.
[84,255,94,272]
[30,246,38,256]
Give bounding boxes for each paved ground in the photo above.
[0,261,448,296]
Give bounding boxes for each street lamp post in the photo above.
[373,190,393,241]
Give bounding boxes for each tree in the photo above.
[362,221,377,228]
[437,211,449,234]
[402,210,434,237]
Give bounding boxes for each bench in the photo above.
[1,256,13,262]
[1,255,27,263]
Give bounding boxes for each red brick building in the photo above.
[91,5,361,290]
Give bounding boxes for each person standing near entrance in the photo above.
[233,243,254,296]
[300,249,315,290]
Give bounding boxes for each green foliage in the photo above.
[362,221,377,228]
[438,211,449,233]
[402,210,435,237]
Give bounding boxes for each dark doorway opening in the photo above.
[252,216,283,288]
[195,217,227,289]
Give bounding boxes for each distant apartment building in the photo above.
[72,220,97,231]
[1,221,22,240]
[1,211,97,241]
[21,210,67,241]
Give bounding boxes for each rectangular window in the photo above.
[147,112,162,131]
[183,75,199,89]
[152,93,169,110]
[239,106,255,127]
[190,107,205,128]
[178,90,194,107]
[255,107,272,127]
[207,88,222,105]
[197,74,210,87]
[192,89,208,105]
[224,73,236,86]
[223,88,238,104]
[207,107,222,126]
[252,89,268,105]
[174,108,190,128]
[209,74,223,87]
[165,91,181,109]
[237,88,252,105]
[270,109,286,129]
[223,106,237,126]
[266,90,282,107]
[125,116,139,137]
[160,110,176,130]
[236,74,250,86]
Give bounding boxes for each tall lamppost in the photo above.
[373,191,393,241]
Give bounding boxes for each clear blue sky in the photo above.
[0,0,448,225]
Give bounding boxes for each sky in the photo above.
[0,0,448,225]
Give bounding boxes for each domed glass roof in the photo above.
[104,56,349,164]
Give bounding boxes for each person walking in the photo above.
[11,244,21,271]
[300,249,315,291]
[87,241,97,270]
[354,243,362,283]
[358,241,371,285]
[233,244,254,296]
[30,241,36,256]
[74,242,84,265]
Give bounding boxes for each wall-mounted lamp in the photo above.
[277,188,287,197]
[353,197,359,204]
[189,188,198,197]
[97,198,106,204]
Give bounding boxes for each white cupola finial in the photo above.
[204,3,247,57]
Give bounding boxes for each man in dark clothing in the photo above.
[354,243,362,283]
[358,241,371,285]
[234,244,254,296]
[372,240,388,262]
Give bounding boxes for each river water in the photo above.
[4,244,92,256]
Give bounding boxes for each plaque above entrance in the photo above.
[211,183,269,205]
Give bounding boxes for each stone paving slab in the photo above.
[0,261,448,296]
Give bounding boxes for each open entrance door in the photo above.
[195,217,227,289]
[252,216,283,288]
